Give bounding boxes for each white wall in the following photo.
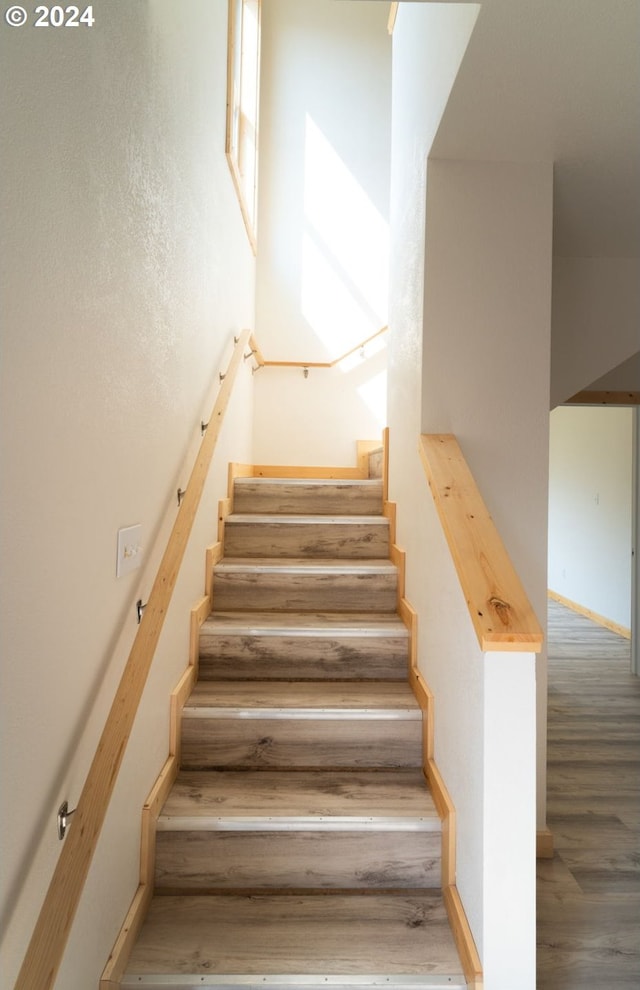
[253,0,391,466]
[0,3,255,986]
[588,351,640,393]
[551,258,640,407]
[389,6,548,986]
[549,406,634,629]
[420,158,551,986]
[388,0,478,951]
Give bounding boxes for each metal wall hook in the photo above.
[177,488,185,506]
[244,348,257,361]
[57,800,76,840]
[303,367,309,379]
[136,599,147,624]
[219,372,226,383]
[234,335,240,344]
[201,420,209,435]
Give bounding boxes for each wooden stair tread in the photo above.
[185,681,421,713]
[123,893,465,980]
[159,769,439,824]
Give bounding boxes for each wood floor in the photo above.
[537,600,640,989]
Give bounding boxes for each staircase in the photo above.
[121,471,467,988]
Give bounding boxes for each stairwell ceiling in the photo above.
[428,0,640,258]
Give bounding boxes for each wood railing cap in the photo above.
[419,433,543,654]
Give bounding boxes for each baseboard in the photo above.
[443,885,484,990]
[537,827,554,859]
[244,438,386,481]
[100,881,153,988]
[400,593,482,986]
[357,438,382,477]
[205,543,222,601]
[425,757,456,888]
[548,589,631,639]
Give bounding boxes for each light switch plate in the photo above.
[116,524,143,578]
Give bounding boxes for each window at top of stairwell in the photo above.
[226,0,261,252]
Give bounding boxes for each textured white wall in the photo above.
[389,6,549,984]
[387,0,481,949]
[420,158,552,986]
[549,406,633,628]
[253,0,391,466]
[551,257,640,407]
[588,351,640,393]
[0,3,255,986]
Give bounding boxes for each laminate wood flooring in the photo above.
[537,600,639,989]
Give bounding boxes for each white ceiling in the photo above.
[429,0,640,257]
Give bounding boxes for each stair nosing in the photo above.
[202,627,409,639]
[234,477,383,486]
[201,613,409,638]
[122,975,465,989]
[214,559,397,574]
[156,815,440,832]
[182,706,421,720]
[224,512,389,528]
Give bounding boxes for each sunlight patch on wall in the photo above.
[301,232,373,349]
[302,115,389,359]
[358,370,388,428]
[338,330,388,373]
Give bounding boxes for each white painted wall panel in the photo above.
[389,7,549,984]
[483,652,537,989]
[549,406,633,629]
[419,158,551,986]
[387,0,483,954]
[551,258,640,407]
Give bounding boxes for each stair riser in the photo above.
[223,520,389,559]
[198,633,409,680]
[181,718,422,769]
[233,481,383,516]
[155,830,441,891]
[212,571,397,613]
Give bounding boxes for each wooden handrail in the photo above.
[15,329,252,990]
[419,434,543,653]
[249,325,388,369]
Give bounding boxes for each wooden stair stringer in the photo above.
[397,587,482,990]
